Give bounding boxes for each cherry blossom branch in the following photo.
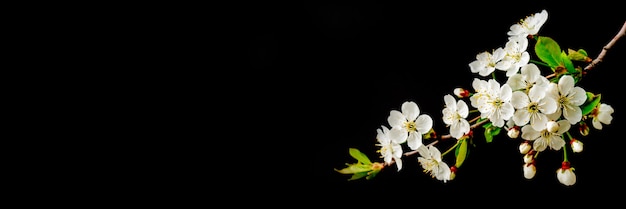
[584,21,626,71]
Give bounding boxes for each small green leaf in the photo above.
[349,148,371,164]
[568,48,589,62]
[535,36,562,69]
[455,139,468,168]
[560,51,576,73]
[581,94,601,116]
[348,171,369,181]
[335,163,373,174]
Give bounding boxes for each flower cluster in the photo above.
[336,9,618,186]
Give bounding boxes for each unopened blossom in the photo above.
[505,120,519,138]
[591,103,614,130]
[570,139,583,153]
[499,36,530,77]
[521,119,570,152]
[546,120,560,133]
[546,75,587,124]
[557,162,576,186]
[417,145,451,183]
[507,9,548,38]
[388,101,433,150]
[523,163,536,179]
[376,125,404,171]
[469,48,510,77]
[519,142,531,154]
[508,127,520,139]
[523,152,533,163]
[511,82,557,131]
[476,79,514,128]
[506,63,550,92]
[442,94,470,139]
[454,88,470,98]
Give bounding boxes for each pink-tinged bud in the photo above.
[523,152,534,163]
[508,126,520,139]
[523,163,536,179]
[519,141,531,154]
[570,139,583,153]
[449,166,457,180]
[579,122,589,136]
[557,162,576,186]
[453,88,470,98]
[547,120,560,133]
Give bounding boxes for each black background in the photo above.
[247,1,625,205]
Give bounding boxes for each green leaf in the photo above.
[335,163,373,174]
[560,51,576,73]
[455,139,468,168]
[535,36,562,69]
[348,171,369,181]
[581,94,601,116]
[349,148,371,164]
[568,48,588,61]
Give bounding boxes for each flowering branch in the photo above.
[335,10,619,187]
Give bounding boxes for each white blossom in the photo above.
[546,75,587,124]
[511,83,558,131]
[469,48,509,77]
[520,119,570,152]
[476,79,514,127]
[442,94,470,139]
[417,145,451,183]
[376,125,404,171]
[506,63,550,92]
[507,9,548,38]
[592,103,614,130]
[387,101,433,150]
[499,36,531,77]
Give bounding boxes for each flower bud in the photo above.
[519,142,531,154]
[570,139,583,153]
[547,120,560,133]
[523,152,534,163]
[453,88,470,98]
[508,126,520,139]
[557,162,576,186]
[523,163,536,179]
[579,122,589,136]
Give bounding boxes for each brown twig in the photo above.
[584,21,626,71]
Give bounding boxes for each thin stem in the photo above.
[584,21,626,71]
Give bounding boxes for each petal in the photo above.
[563,105,582,124]
[538,97,557,114]
[506,74,525,91]
[511,91,530,109]
[457,100,469,118]
[558,75,575,95]
[530,113,548,131]
[402,101,420,121]
[521,125,540,140]
[444,94,456,111]
[533,138,548,152]
[415,114,433,133]
[513,109,531,126]
[407,132,423,150]
[569,87,587,106]
[549,135,565,150]
[556,120,571,134]
[387,110,404,128]
[388,127,408,144]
